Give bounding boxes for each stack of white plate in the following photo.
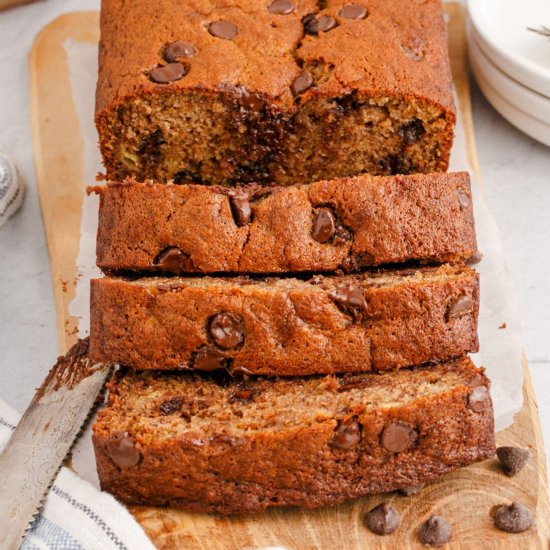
[467,0,550,147]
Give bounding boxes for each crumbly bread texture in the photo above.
[89,264,479,375]
[91,172,477,275]
[92,357,495,514]
[96,0,455,185]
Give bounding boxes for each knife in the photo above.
[0,338,110,550]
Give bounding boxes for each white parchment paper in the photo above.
[64,39,524,486]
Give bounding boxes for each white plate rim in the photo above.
[468,27,550,124]
[467,0,550,97]
[471,56,550,147]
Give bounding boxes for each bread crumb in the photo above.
[499,323,507,330]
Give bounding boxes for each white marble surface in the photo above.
[0,0,549,469]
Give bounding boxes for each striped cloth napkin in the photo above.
[0,148,24,228]
[0,398,155,550]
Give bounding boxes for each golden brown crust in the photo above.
[92,358,495,514]
[95,0,455,184]
[92,172,477,274]
[88,264,480,375]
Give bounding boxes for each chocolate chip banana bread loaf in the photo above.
[96,0,455,185]
[92,357,495,514]
[92,172,477,275]
[89,264,479,375]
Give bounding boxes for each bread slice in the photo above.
[96,0,455,186]
[92,357,495,514]
[89,264,479,375]
[91,172,477,275]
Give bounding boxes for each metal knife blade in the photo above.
[0,338,110,550]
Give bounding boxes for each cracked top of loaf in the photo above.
[96,0,454,115]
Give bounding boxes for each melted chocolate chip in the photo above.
[399,484,425,496]
[398,119,425,143]
[305,15,338,34]
[159,396,184,415]
[457,189,471,208]
[193,347,228,372]
[209,20,238,40]
[494,502,533,533]
[364,503,400,535]
[153,246,194,273]
[340,4,368,20]
[239,89,266,112]
[312,208,336,243]
[466,252,483,265]
[164,41,196,63]
[229,195,252,226]
[329,419,361,450]
[446,294,474,321]
[149,63,188,84]
[328,284,368,320]
[419,515,452,547]
[106,432,141,469]
[380,422,418,453]
[230,388,259,403]
[468,385,491,413]
[209,312,244,349]
[268,0,294,15]
[228,365,254,377]
[291,71,313,96]
[496,446,530,477]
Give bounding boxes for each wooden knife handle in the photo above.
[0,0,40,12]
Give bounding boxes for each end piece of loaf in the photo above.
[96,0,455,185]
[92,357,495,514]
[92,172,477,275]
[89,264,479,375]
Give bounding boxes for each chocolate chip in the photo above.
[419,515,452,547]
[364,503,400,535]
[328,284,368,320]
[457,189,471,208]
[340,4,368,20]
[164,41,196,63]
[106,432,141,469]
[312,208,336,243]
[446,294,474,321]
[209,312,244,349]
[209,21,238,40]
[468,385,491,413]
[466,252,483,265]
[268,0,294,15]
[153,246,194,273]
[494,502,533,533]
[229,195,252,226]
[329,419,361,450]
[380,422,418,453]
[193,347,228,372]
[291,71,313,96]
[399,484,425,496]
[228,365,254,377]
[230,388,259,403]
[159,396,184,415]
[398,119,425,143]
[239,89,265,112]
[497,446,530,476]
[149,63,188,84]
[305,15,337,34]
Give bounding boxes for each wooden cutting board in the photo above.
[29,5,550,548]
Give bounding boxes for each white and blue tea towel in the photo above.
[0,147,24,228]
[0,398,156,550]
